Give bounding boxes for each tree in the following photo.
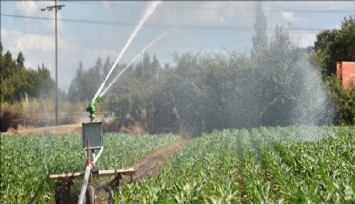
[312,15,355,124]
[314,15,355,77]
[16,52,25,68]
[2,51,14,80]
[33,64,55,98]
[328,76,355,124]
[251,2,268,59]
[102,57,111,79]
[105,53,163,132]
[0,41,3,57]
[68,62,86,101]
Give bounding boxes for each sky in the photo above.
[1,1,355,92]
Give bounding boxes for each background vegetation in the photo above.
[1,8,354,133]
[310,15,355,125]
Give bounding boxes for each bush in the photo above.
[328,76,355,125]
[329,76,355,125]
[0,106,23,132]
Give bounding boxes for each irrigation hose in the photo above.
[78,165,93,204]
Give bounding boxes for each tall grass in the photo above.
[0,98,89,131]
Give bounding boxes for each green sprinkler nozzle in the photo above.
[87,97,100,114]
[87,105,96,114]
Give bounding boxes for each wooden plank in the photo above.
[50,168,135,180]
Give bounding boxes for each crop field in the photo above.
[1,126,354,203]
[114,126,355,203]
[0,133,180,203]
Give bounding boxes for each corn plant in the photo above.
[0,133,180,203]
[114,126,354,203]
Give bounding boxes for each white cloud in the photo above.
[16,1,39,16]
[1,28,54,54]
[282,11,294,22]
[1,28,79,89]
[86,9,93,15]
[155,2,255,27]
[194,2,255,26]
[101,1,112,11]
[15,0,64,33]
[1,28,54,73]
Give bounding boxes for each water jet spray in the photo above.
[49,2,162,203]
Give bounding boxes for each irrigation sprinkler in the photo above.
[47,2,164,202]
[49,100,135,204]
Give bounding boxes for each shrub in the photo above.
[0,106,23,132]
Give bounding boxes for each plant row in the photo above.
[114,126,355,203]
[0,133,180,203]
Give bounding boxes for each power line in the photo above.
[2,0,354,13]
[1,13,332,33]
[274,9,355,13]
[68,2,141,7]
[65,2,355,13]
[2,13,131,26]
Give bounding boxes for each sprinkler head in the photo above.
[87,105,96,114]
[87,105,95,122]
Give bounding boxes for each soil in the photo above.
[132,138,191,182]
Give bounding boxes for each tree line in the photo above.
[2,6,354,133]
[68,8,354,135]
[311,15,355,124]
[0,42,56,103]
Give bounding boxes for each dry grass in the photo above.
[1,98,88,132]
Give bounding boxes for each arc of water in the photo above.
[99,32,167,98]
[93,1,162,101]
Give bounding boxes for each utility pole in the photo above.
[41,0,65,126]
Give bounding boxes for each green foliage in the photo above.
[69,6,336,134]
[68,57,116,103]
[251,2,268,59]
[312,15,355,124]
[314,15,355,77]
[96,29,327,134]
[114,127,355,203]
[33,64,55,98]
[328,76,355,124]
[16,52,25,68]
[0,133,180,203]
[0,43,55,103]
[1,127,354,203]
[102,6,331,134]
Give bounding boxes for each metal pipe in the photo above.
[78,165,92,204]
[92,150,96,165]
[86,139,90,165]
[78,139,93,204]
[93,147,104,165]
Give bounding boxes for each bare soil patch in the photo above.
[132,137,191,182]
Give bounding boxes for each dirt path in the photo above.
[131,138,191,182]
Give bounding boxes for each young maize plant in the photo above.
[114,126,354,203]
[0,133,180,203]
[1,127,354,203]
